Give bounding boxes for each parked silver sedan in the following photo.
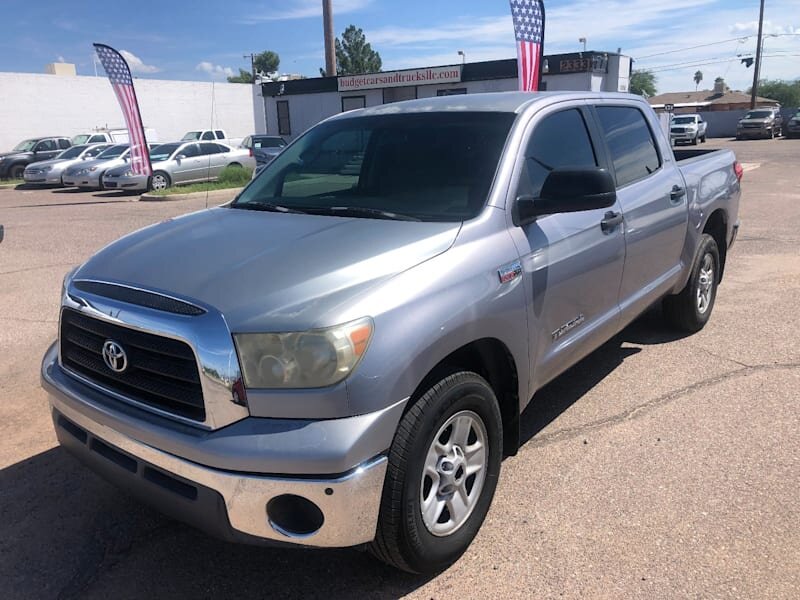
[23,143,111,186]
[62,144,158,189]
[102,141,255,192]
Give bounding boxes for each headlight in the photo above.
[42,166,53,172]
[234,318,373,388]
[121,170,133,177]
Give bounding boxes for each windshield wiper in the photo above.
[304,206,421,221]
[232,202,308,214]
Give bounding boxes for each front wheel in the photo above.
[150,171,170,191]
[663,233,720,332]
[691,135,699,145]
[9,164,25,179]
[369,371,502,574]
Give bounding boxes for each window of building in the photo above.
[436,88,467,96]
[595,106,661,187]
[342,96,366,112]
[277,100,291,135]
[518,108,597,198]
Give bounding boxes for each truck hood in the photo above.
[75,207,461,331]
[0,151,31,160]
[739,118,771,125]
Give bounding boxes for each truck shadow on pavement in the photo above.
[1,311,688,600]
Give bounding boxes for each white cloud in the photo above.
[119,50,160,74]
[240,0,372,23]
[196,61,235,80]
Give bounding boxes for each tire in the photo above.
[9,164,25,179]
[769,128,775,139]
[736,135,742,141]
[150,171,170,191]
[701,134,707,143]
[369,371,503,574]
[663,233,720,333]
[691,135,698,146]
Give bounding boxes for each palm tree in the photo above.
[694,70,703,91]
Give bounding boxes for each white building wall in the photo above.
[0,72,257,150]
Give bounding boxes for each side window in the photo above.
[518,108,598,198]
[201,131,215,140]
[214,130,225,139]
[88,135,106,143]
[179,143,200,158]
[214,143,229,153]
[35,139,57,152]
[59,138,71,149]
[86,146,106,157]
[199,142,221,155]
[242,136,251,149]
[595,106,662,187]
[277,100,291,135]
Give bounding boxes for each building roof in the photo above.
[648,89,780,108]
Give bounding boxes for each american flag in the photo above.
[93,44,152,176]
[509,0,545,92]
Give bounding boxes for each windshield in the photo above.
[71,135,91,145]
[150,143,182,162]
[57,145,89,159]
[234,112,515,222]
[745,110,772,119]
[13,139,37,152]
[96,144,129,159]
[673,117,697,124]
[182,131,201,140]
[254,137,286,148]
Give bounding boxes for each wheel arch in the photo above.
[703,209,727,282]
[406,338,520,457]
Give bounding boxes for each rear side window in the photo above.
[596,106,661,187]
[199,142,222,155]
[88,135,106,143]
[519,108,597,198]
[214,130,225,139]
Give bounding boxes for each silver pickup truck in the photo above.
[42,92,741,574]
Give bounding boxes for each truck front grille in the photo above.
[60,308,205,421]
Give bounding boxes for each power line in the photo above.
[646,53,799,74]
[634,36,752,60]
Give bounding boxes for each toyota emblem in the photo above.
[102,340,128,373]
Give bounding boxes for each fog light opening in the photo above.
[267,494,324,538]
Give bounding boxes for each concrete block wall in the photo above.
[0,72,258,150]
[703,107,798,138]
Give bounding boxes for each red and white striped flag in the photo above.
[509,0,545,91]
[93,44,152,176]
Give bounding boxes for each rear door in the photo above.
[34,139,60,160]
[506,102,626,390]
[591,102,689,323]
[199,142,225,179]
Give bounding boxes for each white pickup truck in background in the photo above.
[670,114,707,145]
[71,128,159,145]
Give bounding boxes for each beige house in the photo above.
[648,78,780,114]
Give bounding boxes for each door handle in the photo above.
[670,185,686,202]
[600,211,623,233]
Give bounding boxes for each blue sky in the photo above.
[1,0,798,94]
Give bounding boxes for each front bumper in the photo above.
[24,171,63,185]
[670,131,698,141]
[63,171,103,188]
[103,173,148,191]
[42,344,393,548]
[737,127,769,138]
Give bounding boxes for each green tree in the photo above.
[694,70,703,91]
[335,25,382,75]
[748,79,800,108]
[226,68,253,84]
[254,51,280,76]
[630,70,657,97]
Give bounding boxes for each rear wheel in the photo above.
[663,233,720,332]
[150,171,170,191]
[369,371,502,574]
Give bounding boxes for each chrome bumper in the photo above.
[43,347,389,548]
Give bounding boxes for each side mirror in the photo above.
[176,154,186,161]
[513,168,617,227]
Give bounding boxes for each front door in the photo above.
[506,104,626,391]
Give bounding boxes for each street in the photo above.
[0,137,798,599]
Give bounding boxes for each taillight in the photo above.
[734,161,744,182]
[249,148,253,157]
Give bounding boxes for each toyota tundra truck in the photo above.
[42,92,742,574]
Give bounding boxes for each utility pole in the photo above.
[750,0,765,109]
[322,0,336,77]
[244,53,256,83]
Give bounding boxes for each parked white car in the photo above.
[102,141,255,192]
[23,143,111,185]
[670,114,707,145]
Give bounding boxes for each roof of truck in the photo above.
[335,91,645,119]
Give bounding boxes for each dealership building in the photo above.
[259,51,632,139]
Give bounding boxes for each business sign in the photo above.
[665,103,675,112]
[338,66,462,91]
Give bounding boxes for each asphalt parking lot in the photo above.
[1,137,798,599]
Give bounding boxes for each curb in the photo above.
[139,186,244,202]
